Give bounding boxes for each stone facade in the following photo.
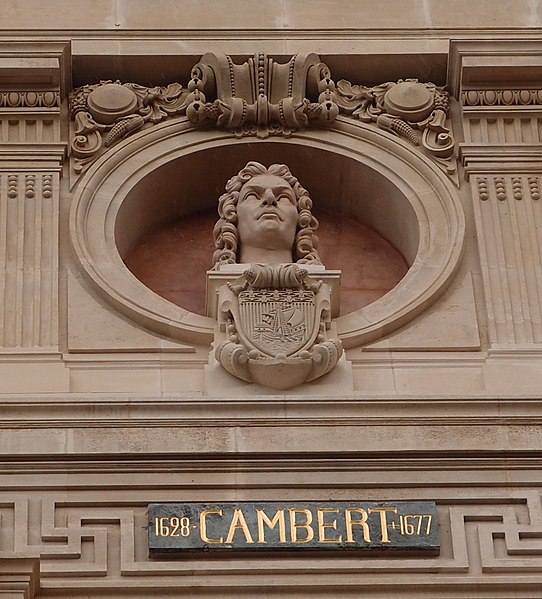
[2,2,542,597]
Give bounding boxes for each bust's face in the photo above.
[236,174,298,257]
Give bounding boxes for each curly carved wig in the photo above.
[212,161,321,268]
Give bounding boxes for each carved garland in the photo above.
[69,53,457,180]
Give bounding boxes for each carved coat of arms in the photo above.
[215,264,342,389]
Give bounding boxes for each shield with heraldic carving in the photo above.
[215,264,343,389]
[238,288,318,358]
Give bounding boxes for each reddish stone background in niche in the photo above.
[124,209,408,316]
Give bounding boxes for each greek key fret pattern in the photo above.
[1,491,542,589]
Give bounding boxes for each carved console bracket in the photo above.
[214,264,343,389]
[69,52,456,181]
[186,52,338,137]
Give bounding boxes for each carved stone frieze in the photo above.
[68,53,338,175]
[69,53,457,181]
[334,78,456,179]
[215,264,342,389]
[3,484,542,594]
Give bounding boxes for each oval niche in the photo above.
[124,208,409,318]
[69,117,465,347]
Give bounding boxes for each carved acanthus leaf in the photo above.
[125,82,189,123]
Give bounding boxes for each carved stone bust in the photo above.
[212,161,322,268]
[210,161,343,390]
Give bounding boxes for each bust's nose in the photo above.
[262,188,277,205]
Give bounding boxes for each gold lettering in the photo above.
[317,508,342,543]
[423,514,433,535]
[345,508,371,543]
[368,507,398,543]
[225,509,254,544]
[256,509,286,544]
[289,508,314,543]
[199,509,223,544]
[157,517,170,537]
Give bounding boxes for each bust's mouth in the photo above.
[258,210,282,221]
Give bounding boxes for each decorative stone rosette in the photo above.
[215,264,343,389]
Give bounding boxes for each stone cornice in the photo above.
[0,40,70,96]
[0,144,67,171]
[448,38,542,99]
[1,456,542,480]
[1,29,542,38]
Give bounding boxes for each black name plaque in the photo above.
[148,501,439,555]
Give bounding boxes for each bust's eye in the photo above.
[243,192,258,201]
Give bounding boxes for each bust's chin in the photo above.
[238,243,294,265]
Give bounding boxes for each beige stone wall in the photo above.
[1,2,542,597]
[3,0,541,32]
